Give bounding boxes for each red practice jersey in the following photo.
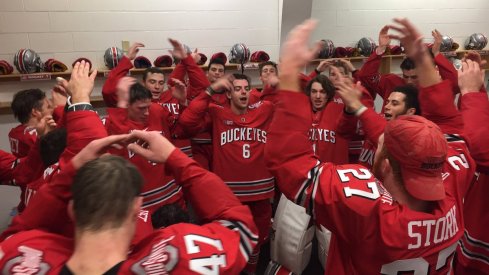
[310,95,357,165]
[455,90,489,274]
[8,125,37,158]
[103,106,184,213]
[266,90,476,274]
[357,52,458,111]
[1,149,258,275]
[179,92,275,202]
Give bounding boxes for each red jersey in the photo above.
[8,124,37,158]
[1,149,258,275]
[455,91,489,274]
[103,106,184,213]
[1,110,108,241]
[309,96,356,165]
[266,90,476,274]
[357,52,458,110]
[179,92,275,202]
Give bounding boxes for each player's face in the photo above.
[259,65,277,85]
[144,73,165,100]
[33,98,54,120]
[402,69,418,86]
[329,66,347,86]
[207,64,225,83]
[384,92,409,121]
[128,99,151,123]
[310,82,328,111]
[227,79,250,112]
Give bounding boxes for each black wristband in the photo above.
[67,104,94,112]
[314,68,321,74]
[206,86,216,96]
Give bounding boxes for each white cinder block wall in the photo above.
[0,0,281,150]
[311,0,489,74]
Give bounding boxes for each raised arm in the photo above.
[102,43,144,107]
[389,18,463,134]
[458,60,489,170]
[178,76,233,136]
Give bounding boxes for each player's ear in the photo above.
[406,108,416,116]
[226,90,232,100]
[67,200,75,222]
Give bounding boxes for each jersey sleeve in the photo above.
[419,80,464,135]
[434,53,459,94]
[265,89,384,243]
[460,91,489,170]
[178,92,212,136]
[102,56,133,107]
[0,110,108,241]
[357,108,386,145]
[164,148,258,261]
[356,51,388,99]
[0,150,17,184]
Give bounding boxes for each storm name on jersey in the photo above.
[408,205,459,249]
[309,128,336,143]
[220,128,267,146]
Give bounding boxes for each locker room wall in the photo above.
[311,0,489,74]
[0,0,282,230]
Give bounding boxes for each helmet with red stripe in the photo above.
[13,49,43,74]
[229,43,250,64]
[357,37,377,56]
[465,33,488,50]
[104,47,124,69]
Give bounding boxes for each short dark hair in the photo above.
[39,128,67,167]
[208,58,226,71]
[258,61,277,75]
[142,67,165,82]
[304,74,336,102]
[151,203,191,229]
[400,58,415,71]
[392,85,421,115]
[11,89,46,124]
[129,82,152,104]
[71,155,143,231]
[232,73,251,87]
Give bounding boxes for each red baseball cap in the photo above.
[250,51,270,62]
[0,60,14,75]
[384,115,447,201]
[210,52,227,64]
[154,55,173,67]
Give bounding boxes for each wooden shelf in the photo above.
[0,64,241,83]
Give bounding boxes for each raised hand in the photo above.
[71,134,130,170]
[208,75,235,95]
[168,38,188,60]
[126,42,145,60]
[316,60,334,73]
[338,59,356,72]
[170,78,188,105]
[458,59,485,95]
[331,66,363,113]
[377,25,391,54]
[51,85,68,107]
[431,29,443,56]
[191,48,201,64]
[35,115,57,136]
[127,130,176,163]
[67,60,98,104]
[279,19,322,91]
[388,18,426,62]
[116,77,137,108]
